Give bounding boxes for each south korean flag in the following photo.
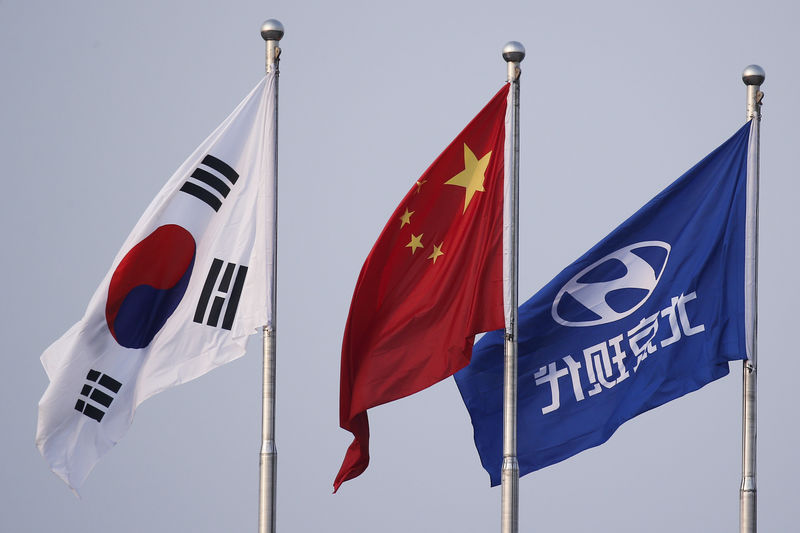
[36,73,276,491]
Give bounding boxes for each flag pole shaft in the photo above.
[259,19,283,533]
[501,42,524,533]
[740,64,764,533]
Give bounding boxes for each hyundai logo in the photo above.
[552,241,671,327]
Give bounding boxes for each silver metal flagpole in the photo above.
[740,64,764,533]
[501,41,524,533]
[259,18,283,533]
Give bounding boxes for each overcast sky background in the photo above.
[2,1,798,531]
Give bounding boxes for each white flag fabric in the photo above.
[36,73,275,491]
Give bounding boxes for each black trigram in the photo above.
[179,154,239,211]
[74,370,122,423]
[193,259,248,330]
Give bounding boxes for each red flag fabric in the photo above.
[335,85,509,491]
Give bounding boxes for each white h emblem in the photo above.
[552,241,671,327]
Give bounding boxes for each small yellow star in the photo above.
[445,144,492,213]
[428,242,444,264]
[406,233,424,254]
[415,179,428,193]
[399,208,414,228]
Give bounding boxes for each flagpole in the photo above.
[501,41,524,533]
[740,64,764,533]
[259,18,283,533]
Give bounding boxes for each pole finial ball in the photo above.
[502,41,526,63]
[742,64,765,86]
[261,19,285,42]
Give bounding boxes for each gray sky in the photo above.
[3,1,798,531]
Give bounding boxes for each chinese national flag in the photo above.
[335,85,509,491]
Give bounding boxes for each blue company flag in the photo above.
[455,122,754,485]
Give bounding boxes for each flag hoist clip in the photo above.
[503,42,524,82]
[261,19,284,72]
[742,64,765,121]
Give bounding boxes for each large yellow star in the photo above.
[399,208,414,228]
[406,233,423,254]
[444,144,492,213]
[428,242,444,264]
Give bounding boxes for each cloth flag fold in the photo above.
[456,122,753,485]
[36,73,275,491]
[335,85,510,491]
